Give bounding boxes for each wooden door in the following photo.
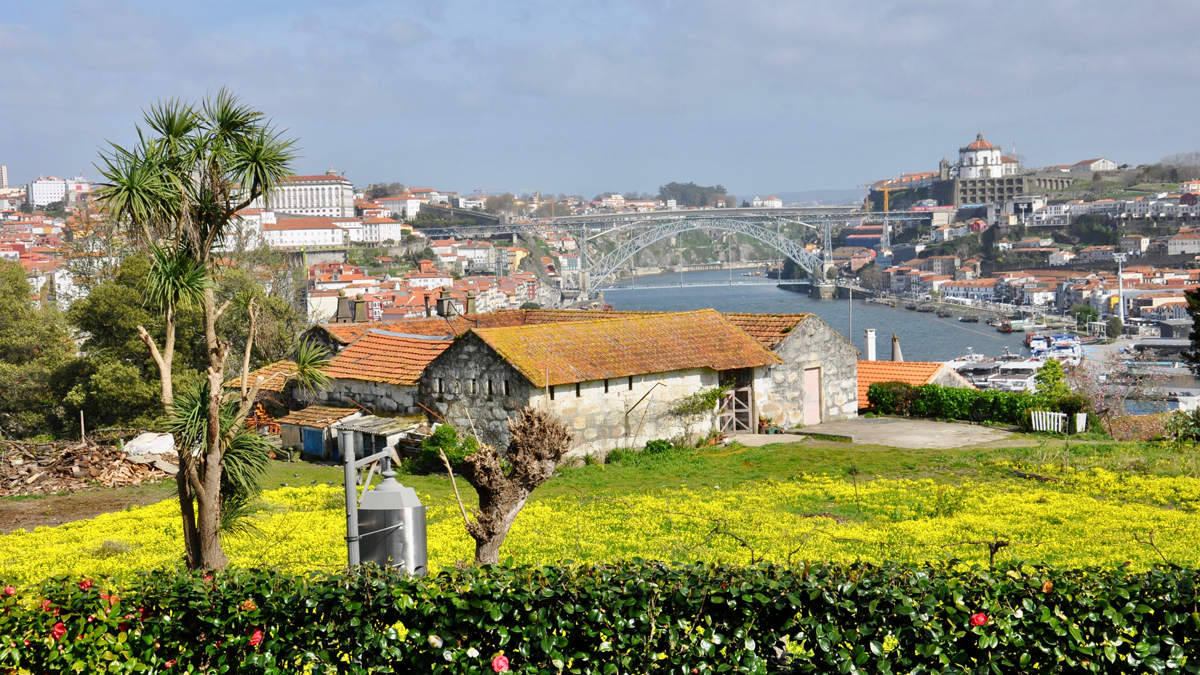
[718,369,754,433]
[803,368,822,426]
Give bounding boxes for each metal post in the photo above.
[1114,252,1127,328]
[341,428,360,567]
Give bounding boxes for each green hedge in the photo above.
[866,383,1089,428]
[1,562,1197,673]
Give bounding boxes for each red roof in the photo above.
[323,330,453,386]
[965,133,996,150]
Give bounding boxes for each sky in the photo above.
[2,0,1198,198]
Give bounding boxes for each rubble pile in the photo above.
[0,441,177,497]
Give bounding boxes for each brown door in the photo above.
[803,368,822,426]
[718,369,754,433]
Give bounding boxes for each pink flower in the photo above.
[50,622,66,642]
[970,612,988,627]
[249,628,264,647]
[492,654,509,672]
[164,660,176,668]
[39,600,51,612]
[3,586,14,596]
[78,579,93,591]
[203,575,213,582]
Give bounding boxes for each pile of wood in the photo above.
[0,441,176,497]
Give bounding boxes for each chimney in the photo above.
[353,293,368,322]
[436,286,453,317]
[424,293,432,317]
[891,334,904,362]
[334,289,353,323]
[865,328,876,361]
[466,290,476,315]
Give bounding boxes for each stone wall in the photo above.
[417,333,533,449]
[314,379,419,415]
[530,367,721,460]
[756,315,858,427]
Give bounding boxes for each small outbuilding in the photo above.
[278,406,362,460]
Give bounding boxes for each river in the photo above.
[603,269,1029,363]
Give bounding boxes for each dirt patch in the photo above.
[0,482,173,533]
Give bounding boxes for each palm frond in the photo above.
[293,339,332,395]
[144,244,210,311]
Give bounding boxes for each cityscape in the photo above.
[2,1,1200,672]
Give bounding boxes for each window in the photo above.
[437,378,443,394]
[604,379,609,393]
[550,385,555,400]
[504,380,510,396]
[470,379,477,395]
[628,376,634,390]
[487,379,493,397]
[576,382,581,397]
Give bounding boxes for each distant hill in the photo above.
[750,189,863,207]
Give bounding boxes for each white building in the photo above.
[261,218,347,248]
[751,196,783,208]
[455,195,487,210]
[457,242,495,270]
[377,195,422,220]
[362,217,410,244]
[258,168,355,218]
[0,165,8,189]
[957,134,1004,180]
[1070,158,1118,173]
[27,176,67,207]
[402,271,453,290]
[1168,232,1200,256]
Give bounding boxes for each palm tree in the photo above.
[96,90,297,570]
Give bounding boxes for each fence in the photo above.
[1030,410,1066,433]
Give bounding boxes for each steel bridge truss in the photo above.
[587,217,828,291]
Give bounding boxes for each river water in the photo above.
[604,269,1029,363]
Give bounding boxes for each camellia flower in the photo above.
[50,622,67,641]
[492,654,510,672]
[969,612,988,627]
[3,586,15,596]
[428,635,444,648]
[164,660,176,668]
[40,600,51,612]
[467,647,480,658]
[78,579,93,591]
[249,629,264,647]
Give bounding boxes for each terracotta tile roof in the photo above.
[722,313,813,349]
[222,360,298,393]
[856,360,951,404]
[317,309,660,345]
[472,309,782,388]
[277,406,359,429]
[323,330,454,386]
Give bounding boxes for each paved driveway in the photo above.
[736,417,1015,449]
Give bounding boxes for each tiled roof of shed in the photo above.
[472,309,782,388]
[856,361,947,405]
[222,360,297,393]
[323,330,454,386]
[723,313,812,349]
[277,406,359,429]
[319,309,659,345]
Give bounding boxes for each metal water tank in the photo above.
[358,466,427,575]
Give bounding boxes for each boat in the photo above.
[917,305,935,313]
[905,303,918,310]
[997,322,1014,333]
[959,315,980,323]
[937,309,953,318]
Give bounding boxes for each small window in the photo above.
[628,376,634,390]
[487,379,493,396]
[604,379,609,393]
[550,385,555,400]
[471,379,477,395]
[437,378,443,393]
[454,380,461,394]
[576,382,581,397]
[504,380,510,396]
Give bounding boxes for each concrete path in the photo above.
[731,433,810,447]
[784,417,1014,449]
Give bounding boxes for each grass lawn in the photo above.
[3,431,1200,584]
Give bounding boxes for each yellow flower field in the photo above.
[2,469,1198,585]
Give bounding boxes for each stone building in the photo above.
[314,329,453,413]
[418,310,858,459]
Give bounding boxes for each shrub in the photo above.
[644,439,672,454]
[865,381,914,415]
[868,383,1090,430]
[1,563,1197,674]
[418,423,479,472]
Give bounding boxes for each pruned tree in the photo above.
[441,407,572,565]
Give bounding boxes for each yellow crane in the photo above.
[857,183,908,212]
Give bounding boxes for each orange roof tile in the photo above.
[723,313,813,349]
[324,330,454,386]
[222,360,298,393]
[277,406,359,429]
[472,310,782,388]
[317,309,660,345]
[856,360,952,404]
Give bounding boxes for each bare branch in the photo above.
[137,325,167,372]
[240,297,259,399]
[439,449,474,532]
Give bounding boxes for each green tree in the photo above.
[1071,304,1099,331]
[1106,316,1124,338]
[657,182,728,208]
[96,90,297,571]
[1034,359,1070,398]
[484,193,516,214]
[0,262,74,438]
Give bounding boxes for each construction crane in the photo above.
[857,183,908,252]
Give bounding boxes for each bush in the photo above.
[865,381,913,415]
[867,383,1090,429]
[644,439,672,454]
[1,562,1197,674]
[418,423,478,473]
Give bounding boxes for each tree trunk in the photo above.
[196,287,229,570]
[473,496,527,565]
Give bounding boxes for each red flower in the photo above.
[39,600,51,612]
[78,579,93,591]
[164,660,176,668]
[50,622,66,642]
[970,612,988,626]
[138,607,148,621]
[3,586,14,596]
[119,623,129,633]
[249,629,263,647]
[202,575,213,582]
[492,654,509,672]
